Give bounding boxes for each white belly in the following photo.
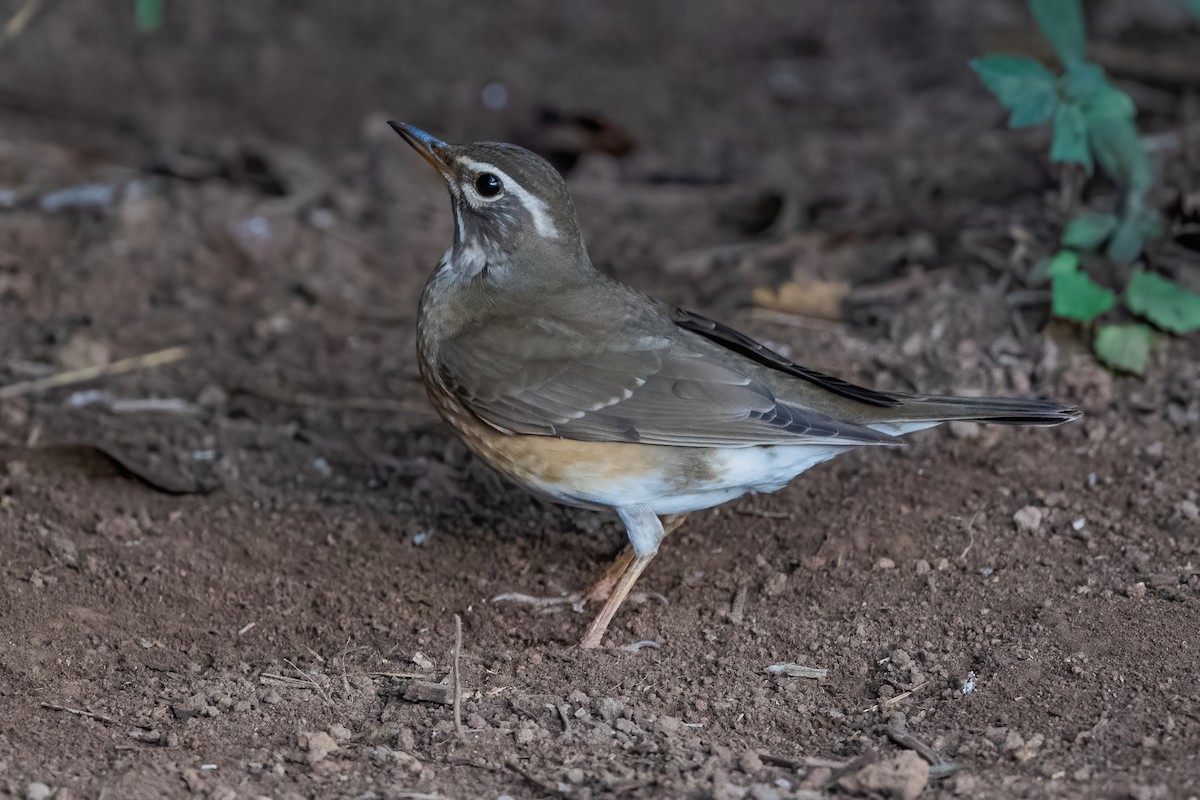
[535,443,854,516]
[528,420,940,516]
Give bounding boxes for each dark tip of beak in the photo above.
[387,121,451,175]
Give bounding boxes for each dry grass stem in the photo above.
[452,614,465,740]
[40,702,116,725]
[0,346,188,400]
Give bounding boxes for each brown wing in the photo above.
[670,308,901,408]
[437,314,900,448]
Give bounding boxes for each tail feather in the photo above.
[887,394,1081,427]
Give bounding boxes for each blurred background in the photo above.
[1,2,1199,798]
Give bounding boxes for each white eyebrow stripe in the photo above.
[457,156,560,239]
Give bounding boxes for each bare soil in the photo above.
[2,2,1199,799]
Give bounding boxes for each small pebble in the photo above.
[26,784,53,800]
[1013,505,1043,533]
[739,751,764,774]
[875,557,896,570]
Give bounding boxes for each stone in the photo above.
[837,751,928,800]
[299,730,338,765]
[1013,506,1043,533]
[26,784,53,800]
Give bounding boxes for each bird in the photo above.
[389,121,1081,649]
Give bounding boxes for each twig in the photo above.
[41,702,115,725]
[452,614,465,740]
[825,753,878,788]
[957,510,982,563]
[885,724,942,766]
[760,753,848,770]
[2,0,47,42]
[766,663,828,679]
[959,233,1013,274]
[0,347,188,400]
[260,673,317,688]
[546,702,571,734]
[750,307,848,332]
[283,659,332,706]
[861,681,928,713]
[846,269,933,306]
[729,583,749,625]
[365,671,437,679]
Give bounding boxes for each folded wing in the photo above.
[438,315,900,448]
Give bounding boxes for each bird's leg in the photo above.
[579,510,687,649]
[581,545,636,604]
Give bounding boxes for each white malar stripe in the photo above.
[457,156,560,239]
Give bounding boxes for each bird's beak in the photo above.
[388,121,452,178]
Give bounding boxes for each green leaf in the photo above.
[1094,323,1154,375]
[1126,272,1200,333]
[1030,0,1087,68]
[1051,102,1092,172]
[1106,213,1146,263]
[1060,64,1108,104]
[1052,270,1116,321]
[1080,82,1135,122]
[1062,212,1117,251]
[970,56,1059,128]
[1048,250,1080,277]
[136,0,162,31]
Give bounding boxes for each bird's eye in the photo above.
[474,172,502,198]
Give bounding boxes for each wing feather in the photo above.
[437,313,898,448]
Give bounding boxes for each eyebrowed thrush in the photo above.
[391,121,1080,649]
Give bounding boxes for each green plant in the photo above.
[971,0,1200,375]
[136,0,162,31]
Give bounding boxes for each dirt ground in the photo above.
[2,1,1199,798]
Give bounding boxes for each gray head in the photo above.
[390,122,588,288]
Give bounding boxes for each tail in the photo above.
[887,394,1081,426]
